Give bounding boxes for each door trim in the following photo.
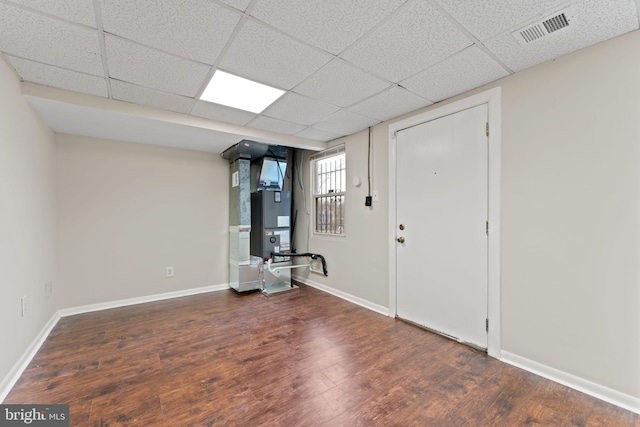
[388,87,502,359]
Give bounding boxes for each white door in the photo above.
[396,104,488,349]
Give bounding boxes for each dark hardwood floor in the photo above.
[5,284,639,426]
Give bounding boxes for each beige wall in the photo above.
[0,58,57,386]
[56,134,229,308]
[295,30,640,400]
[498,31,640,400]
[292,127,389,309]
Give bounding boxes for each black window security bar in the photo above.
[312,147,345,235]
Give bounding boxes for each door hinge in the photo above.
[486,221,489,235]
[486,318,489,332]
[485,122,489,137]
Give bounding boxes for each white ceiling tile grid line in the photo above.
[0,0,98,29]
[0,0,639,145]
[427,0,515,75]
[249,0,408,56]
[217,18,334,91]
[434,0,570,42]
[294,126,343,142]
[8,0,97,27]
[260,92,341,126]
[0,1,104,76]
[248,115,307,135]
[216,0,253,13]
[209,6,409,101]
[93,0,111,99]
[340,0,475,83]
[186,12,259,118]
[98,0,242,65]
[6,54,109,97]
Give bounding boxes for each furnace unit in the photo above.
[251,190,291,261]
[222,140,327,296]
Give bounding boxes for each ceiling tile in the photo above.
[483,0,639,72]
[110,80,194,114]
[105,35,211,97]
[295,127,343,142]
[262,92,340,126]
[349,86,432,122]
[190,101,257,126]
[2,0,638,149]
[7,0,96,27]
[0,2,103,76]
[435,0,567,41]
[250,0,405,55]
[341,0,472,83]
[294,59,391,108]
[401,46,509,102]
[7,55,107,97]
[100,0,240,65]
[219,20,331,90]
[218,0,252,12]
[248,116,307,135]
[313,109,379,136]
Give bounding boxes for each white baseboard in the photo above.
[58,283,230,317]
[501,351,640,415]
[6,283,637,417]
[1,283,230,402]
[292,276,640,415]
[293,275,389,316]
[0,311,61,403]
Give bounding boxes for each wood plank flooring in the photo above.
[5,284,639,426]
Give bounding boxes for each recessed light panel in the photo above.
[200,70,285,113]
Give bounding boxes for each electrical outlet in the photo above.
[45,282,53,299]
[166,266,174,278]
[373,190,379,202]
[21,295,27,317]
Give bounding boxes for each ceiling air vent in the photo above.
[512,8,574,46]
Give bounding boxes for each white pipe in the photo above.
[309,266,325,275]
[266,259,311,273]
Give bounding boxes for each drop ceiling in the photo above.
[1,0,638,152]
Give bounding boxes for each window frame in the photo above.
[311,145,346,237]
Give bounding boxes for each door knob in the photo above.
[397,236,405,244]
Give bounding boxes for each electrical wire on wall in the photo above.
[290,149,296,252]
[365,126,373,207]
[295,149,310,253]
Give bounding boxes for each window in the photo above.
[311,146,346,235]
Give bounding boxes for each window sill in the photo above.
[311,233,347,242]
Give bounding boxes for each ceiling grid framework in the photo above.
[0,0,639,151]
[92,0,112,99]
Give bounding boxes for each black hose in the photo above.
[270,252,328,277]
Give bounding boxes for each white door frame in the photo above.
[388,87,502,359]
